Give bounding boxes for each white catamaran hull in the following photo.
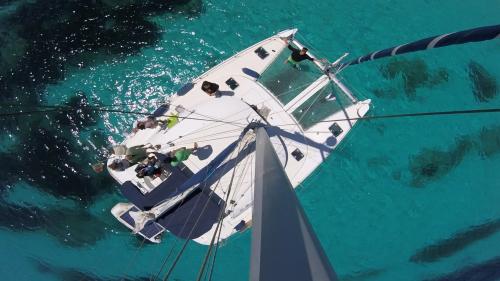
[107,29,370,244]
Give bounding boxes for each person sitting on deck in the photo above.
[201,81,219,96]
[135,153,161,178]
[157,114,179,129]
[167,143,198,167]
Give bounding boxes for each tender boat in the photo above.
[107,28,371,244]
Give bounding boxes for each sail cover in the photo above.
[342,24,500,67]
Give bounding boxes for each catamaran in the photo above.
[106,28,371,244]
[101,23,499,280]
[106,23,499,248]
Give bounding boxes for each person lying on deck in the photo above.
[201,81,220,96]
[111,143,160,164]
[132,116,158,134]
[167,142,198,167]
[108,158,131,171]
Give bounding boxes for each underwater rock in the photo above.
[407,125,500,188]
[0,200,114,247]
[0,26,27,78]
[367,156,391,166]
[423,256,500,281]
[476,126,500,158]
[391,170,401,181]
[428,68,449,87]
[410,219,500,263]
[379,58,448,98]
[0,0,203,203]
[34,259,151,281]
[371,87,399,99]
[340,268,385,281]
[409,137,473,187]
[54,91,99,130]
[468,61,497,102]
[0,120,115,201]
[0,0,201,101]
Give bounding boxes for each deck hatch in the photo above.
[225,77,239,90]
[329,123,343,137]
[254,46,269,59]
[291,148,304,161]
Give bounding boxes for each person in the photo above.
[107,158,130,171]
[168,143,198,167]
[132,116,158,133]
[281,38,323,68]
[157,114,179,129]
[135,153,161,178]
[201,81,219,96]
[123,143,160,164]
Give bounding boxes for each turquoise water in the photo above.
[0,0,499,280]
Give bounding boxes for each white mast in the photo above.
[250,127,338,281]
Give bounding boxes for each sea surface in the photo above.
[0,0,499,280]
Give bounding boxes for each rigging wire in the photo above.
[93,108,248,126]
[159,81,315,145]
[160,137,245,281]
[272,107,500,127]
[0,109,63,117]
[0,103,249,126]
[148,174,214,281]
[152,169,227,281]
[119,238,148,281]
[166,128,243,147]
[194,138,251,281]
[206,142,255,281]
[162,137,249,281]
[206,202,225,281]
[168,134,243,148]
[150,140,243,280]
[158,184,221,281]
[149,121,252,279]
[3,101,500,134]
[227,144,254,207]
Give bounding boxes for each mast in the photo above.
[249,127,338,281]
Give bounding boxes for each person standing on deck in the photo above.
[281,37,323,68]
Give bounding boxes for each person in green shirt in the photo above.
[169,142,198,167]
